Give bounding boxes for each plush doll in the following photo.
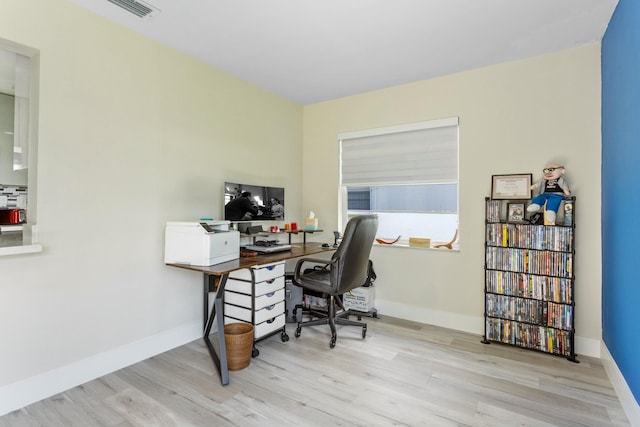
[527,163,571,224]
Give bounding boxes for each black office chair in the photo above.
[292,214,378,348]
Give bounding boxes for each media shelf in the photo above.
[482,196,578,362]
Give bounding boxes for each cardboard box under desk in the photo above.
[304,294,327,309]
[342,286,375,312]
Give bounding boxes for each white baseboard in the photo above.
[575,335,601,359]
[375,299,484,335]
[0,322,201,417]
[375,299,601,358]
[601,342,640,427]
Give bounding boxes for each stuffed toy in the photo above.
[527,163,571,224]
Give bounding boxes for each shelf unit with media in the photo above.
[482,196,578,362]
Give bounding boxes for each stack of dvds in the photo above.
[482,197,576,361]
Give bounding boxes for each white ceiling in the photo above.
[61,1,617,104]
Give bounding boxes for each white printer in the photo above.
[164,221,240,266]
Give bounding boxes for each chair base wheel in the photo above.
[329,334,337,348]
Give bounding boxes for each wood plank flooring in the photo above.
[0,316,630,426]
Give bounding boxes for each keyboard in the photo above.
[242,243,292,253]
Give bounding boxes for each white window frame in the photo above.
[338,117,459,248]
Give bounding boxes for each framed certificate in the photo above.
[491,174,532,200]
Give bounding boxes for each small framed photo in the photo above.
[507,202,526,223]
[491,173,532,200]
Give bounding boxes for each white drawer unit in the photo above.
[225,276,284,296]
[225,301,285,324]
[225,288,285,311]
[228,262,285,282]
[225,313,285,340]
[255,314,285,338]
[224,261,289,356]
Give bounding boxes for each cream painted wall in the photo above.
[302,44,602,355]
[0,0,302,400]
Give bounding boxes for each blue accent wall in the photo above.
[602,0,640,404]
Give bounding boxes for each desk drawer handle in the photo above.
[266,317,275,324]
[265,304,275,311]
[266,279,275,284]
[265,292,275,297]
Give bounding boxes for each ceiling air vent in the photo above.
[107,0,159,19]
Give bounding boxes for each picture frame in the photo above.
[507,202,526,223]
[491,173,532,200]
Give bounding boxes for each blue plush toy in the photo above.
[527,163,571,224]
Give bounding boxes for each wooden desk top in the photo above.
[166,242,335,276]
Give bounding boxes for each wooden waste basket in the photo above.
[224,322,254,371]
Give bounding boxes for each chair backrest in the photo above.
[330,215,378,294]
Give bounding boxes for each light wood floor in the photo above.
[0,316,630,427]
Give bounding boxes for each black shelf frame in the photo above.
[482,196,578,363]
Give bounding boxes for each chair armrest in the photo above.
[293,257,338,282]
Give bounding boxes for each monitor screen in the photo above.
[223,182,285,222]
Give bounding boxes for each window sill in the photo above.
[373,242,460,251]
[0,244,43,256]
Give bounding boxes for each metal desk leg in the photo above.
[203,274,229,385]
[203,275,210,332]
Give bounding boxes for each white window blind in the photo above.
[340,117,458,186]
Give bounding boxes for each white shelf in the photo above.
[0,244,42,256]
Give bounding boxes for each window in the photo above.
[339,117,459,247]
[0,37,40,254]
